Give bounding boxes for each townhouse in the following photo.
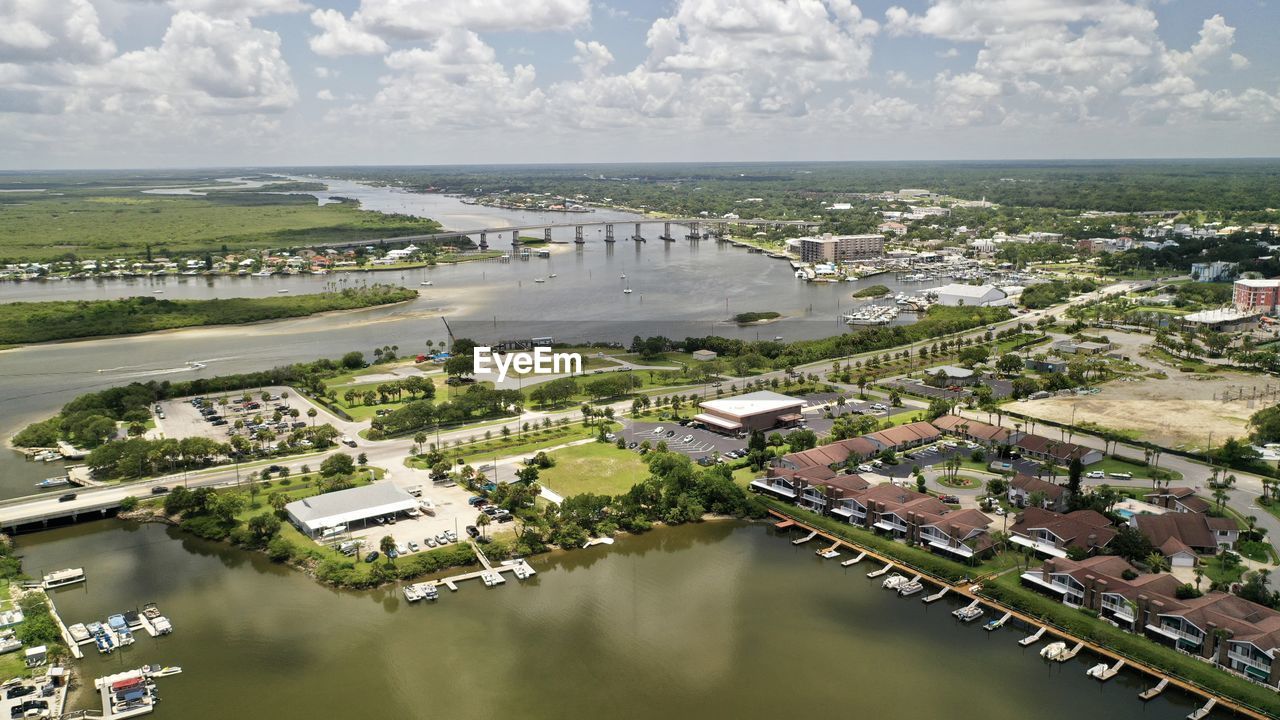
[931,414,1019,448]
[1014,434,1104,466]
[1144,487,1211,514]
[1007,474,1068,511]
[1008,507,1116,558]
[1134,512,1240,566]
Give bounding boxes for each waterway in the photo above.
[15,520,1212,719]
[0,177,938,498]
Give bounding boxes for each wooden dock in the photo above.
[773,520,795,530]
[1139,678,1169,700]
[817,541,841,556]
[986,611,1012,630]
[1187,698,1216,720]
[841,551,866,567]
[42,590,83,660]
[792,531,817,545]
[922,586,949,603]
[1095,659,1125,681]
[1018,626,1046,646]
[866,562,893,578]
[1056,641,1085,662]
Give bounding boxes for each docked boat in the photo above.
[107,615,134,646]
[42,567,85,589]
[403,585,424,602]
[35,476,71,489]
[420,281,433,286]
[421,583,439,601]
[817,548,840,559]
[953,605,985,622]
[1040,641,1067,659]
[1086,663,1109,678]
[898,580,924,597]
[143,602,173,634]
[68,623,91,644]
[481,571,505,587]
[844,305,900,326]
[881,573,906,590]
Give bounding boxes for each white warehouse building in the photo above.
[285,483,418,538]
[929,283,1008,307]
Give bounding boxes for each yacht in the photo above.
[953,605,985,623]
[1040,641,1067,659]
[35,476,71,489]
[42,568,86,589]
[420,281,433,286]
[533,278,546,283]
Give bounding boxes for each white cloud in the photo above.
[1230,53,1249,70]
[572,39,613,77]
[0,0,116,64]
[308,9,388,56]
[167,0,311,18]
[314,65,329,78]
[316,88,334,101]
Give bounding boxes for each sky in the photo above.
[2,0,1278,169]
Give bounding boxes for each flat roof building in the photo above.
[798,233,884,263]
[694,390,805,434]
[286,483,418,538]
[929,283,1007,307]
[1234,278,1280,315]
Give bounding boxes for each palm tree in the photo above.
[1193,567,1204,591]
[307,408,317,426]
[1212,487,1229,510]
[379,535,396,563]
[1145,551,1168,573]
[476,513,492,539]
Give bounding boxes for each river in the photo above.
[0,178,934,498]
[15,520,1211,719]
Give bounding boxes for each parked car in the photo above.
[4,685,33,700]
[465,525,480,539]
[1108,472,1133,479]
[1085,470,1105,479]
[652,427,664,435]
[364,551,379,563]
[681,434,694,443]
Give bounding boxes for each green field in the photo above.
[0,286,418,345]
[0,187,444,261]
[328,373,459,421]
[537,443,651,497]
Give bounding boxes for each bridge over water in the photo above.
[315,217,823,251]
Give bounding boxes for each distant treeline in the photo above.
[0,286,417,344]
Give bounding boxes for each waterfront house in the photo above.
[932,415,1018,448]
[1007,474,1068,511]
[1143,487,1211,514]
[1021,556,1182,629]
[1013,434,1104,466]
[1134,512,1239,565]
[917,509,994,559]
[1008,507,1116,558]
[1149,593,1280,687]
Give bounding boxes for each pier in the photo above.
[840,552,866,567]
[1093,659,1126,681]
[1139,678,1169,700]
[1019,627,1046,646]
[922,586,949,603]
[866,563,893,578]
[42,590,83,660]
[1055,641,1085,662]
[791,531,817,545]
[1187,698,1216,720]
[424,545,537,595]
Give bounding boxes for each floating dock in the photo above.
[1055,641,1085,662]
[1139,678,1169,700]
[1187,699,1216,720]
[1093,659,1125,681]
[792,531,817,545]
[866,563,893,578]
[840,552,866,567]
[1019,627,1046,647]
[922,586,949,604]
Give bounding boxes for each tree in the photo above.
[1145,551,1169,573]
[1065,456,1083,508]
[476,512,492,538]
[307,408,318,426]
[321,452,355,477]
[996,353,1024,376]
[380,535,397,563]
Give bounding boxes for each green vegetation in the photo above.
[851,285,890,298]
[733,311,781,324]
[0,185,445,261]
[0,286,417,345]
[1020,278,1098,308]
[406,421,616,468]
[537,443,652,497]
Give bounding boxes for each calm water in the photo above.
[0,181,930,498]
[15,521,1213,720]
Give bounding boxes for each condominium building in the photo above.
[1234,278,1280,314]
[798,233,885,263]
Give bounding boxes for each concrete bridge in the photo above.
[314,217,823,252]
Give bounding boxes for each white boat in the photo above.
[898,580,924,597]
[620,274,626,279]
[953,605,985,622]
[420,281,433,286]
[403,585,423,602]
[881,573,906,590]
[481,571,505,587]
[43,568,85,589]
[1040,641,1067,659]
[817,548,840,559]
[152,290,164,294]
[623,286,633,294]
[35,476,71,489]
[548,273,557,278]
[1086,663,1109,678]
[277,289,289,293]
[534,278,545,283]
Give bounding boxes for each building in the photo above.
[1134,512,1239,563]
[1008,508,1116,557]
[693,391,805,434]
[1234,278,1280,315]
[691,349,718,362]
[778,436,880,471]
[1014,434,1104,466]
[798,233,885,263]
[1191,261,1237,283]
[1179,307,1258,332]
[929,283,1007,307]
[1052,339,1113,355]
[1024,356,1070,373]
[285,483,419,538]
[862,421,941,452]
[926,365,978,386]
[1007,474,1068,511]
[1144,487,1211,514]
[931,414,1018,447]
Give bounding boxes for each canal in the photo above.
[16,520,1212,719]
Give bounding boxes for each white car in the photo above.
[653,426,665,435]
[1085,471,1105,479]
[681,434,694,443]
[993,507,1006,516]
[857,464,874,473]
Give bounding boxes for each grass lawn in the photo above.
[618,351,699,368]
[326,379,448,421]
[938,475,982,489]
[408,422,618,469]
[537,443,651,497]
[1237,540,1274,564]
[1202,557,1247,586]
[1089,457,1182,482]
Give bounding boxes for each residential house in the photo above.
[777,437,880,471]
[1144,487,1211,514]
[1007,474,1068,511]
[1134,513,1239,565]
[931,415,1018,447]
[862,421,941,453]
[1024,356,1070,374]
[1148,593,1280,687]
[1021,555,1183,630]
[917,508,994,560]
[1014,434,1104,466]
[1008,507,1116,558]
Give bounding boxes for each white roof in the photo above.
[932,365,975,378]
[931,283,1004,299]
[698,391,804,419]
[1235,278,1280,288]
[286,482,417,531]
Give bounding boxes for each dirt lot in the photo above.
[1007,370,1274,450]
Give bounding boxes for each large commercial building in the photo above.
[286,483,418,538]
[929,283,1007,307]
[693,390,805,434]
[1234,278,1280,314]
[798,233,884,263]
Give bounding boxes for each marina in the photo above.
[66,603,174,655]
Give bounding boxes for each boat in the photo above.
[403,585,423,602]
[420,281,433,286]
[623,284,633,294]
[881,573,906,590]
[277,289,289,293]
[152,667,182,677]
[151,290,164,294]
[817,548,840,559]
[620,274,626,279]
[548,273,557,278]
[898,580,924,597]
[983,618,1003,631]
[533,278,545,283]
[35,476,71,489]
[953,605,985,622]
[481,571,505,587]
[513,564,533,580]
[42,567,85,589]
[108,615,134,645]
[1086,663,1109,678]
[421,583,439,601]
[1040,641,1067,659]
[68,623,91,644]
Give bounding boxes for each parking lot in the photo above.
[884,376,1015,402]
[621,420,748,461]
[0,679,54,720]
[324,479,489,560]
[156,391,317,445]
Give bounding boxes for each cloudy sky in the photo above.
[2,0,1278,169]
